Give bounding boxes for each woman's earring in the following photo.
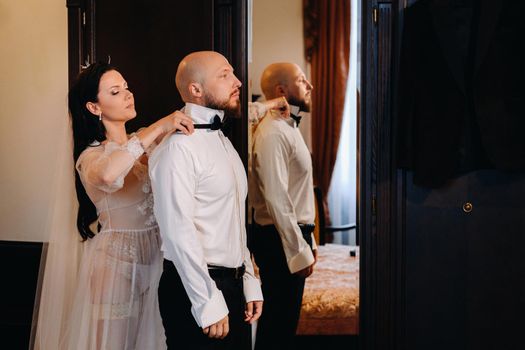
[99,113,102,121]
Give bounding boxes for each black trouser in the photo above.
[251,224,313,350]
[159,260,251,350]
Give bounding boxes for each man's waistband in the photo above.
[298,223,315,235]
[254,223,315,235]
[207,264,245,280]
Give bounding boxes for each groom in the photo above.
[149,51,263,350]
[250,62,316,349]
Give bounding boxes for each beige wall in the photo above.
[249,0,307,96]
[0,0,74,242]
[249,0,312,149]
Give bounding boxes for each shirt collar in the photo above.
[183,103,225,124]
[284,117,296,127]
[266,110,297,128]
[282,104,301,128]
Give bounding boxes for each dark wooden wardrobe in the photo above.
[67,0,249,161]
[361,1,525,350]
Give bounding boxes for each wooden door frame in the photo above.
[359,0,406,349]
[229,1,408,348]
[212,0,249,166]
[66,0,410,348]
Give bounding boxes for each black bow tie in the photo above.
[194,115,224,131]
[291,114,302,126]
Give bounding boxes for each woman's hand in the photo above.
[156,110,194,135]
[136,111,194,155]
[265,96,290,118]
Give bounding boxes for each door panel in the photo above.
[68,0,247,156]
[93,0,213,131]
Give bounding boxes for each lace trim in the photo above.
[97,227,159,234]
[137,193,156,227]
[107,239,138,261]
[100,136,143,165]
[126,136,144,159]
[132,128,157,155]
[93,300,139,320]
[132,161,148,182]
[131,159,153,195]
[135,161,155,227]
[249,102,266,124]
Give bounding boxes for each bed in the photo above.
[296,243,359,335]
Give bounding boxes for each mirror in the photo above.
[247,0,361,348]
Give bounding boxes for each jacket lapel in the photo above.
[474,0,502,75]
[428,1,466,93]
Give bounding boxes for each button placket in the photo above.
[218,131,246,262]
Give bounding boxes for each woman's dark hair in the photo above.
[68,62,114,240]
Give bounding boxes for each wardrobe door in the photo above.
[67,0,212,129]
[67,0,247,156]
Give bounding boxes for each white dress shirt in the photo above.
[250,110,316,274]
[148,103,263,328]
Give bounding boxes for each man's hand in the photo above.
[295,263,314,278]
[202,315,229,339]
[244,300,263,324]
[294,247,317,278]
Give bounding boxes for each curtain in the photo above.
[304,0,351,223]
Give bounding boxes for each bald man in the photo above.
[249,62,316,350]
[149,51,263,350]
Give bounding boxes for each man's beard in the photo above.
[203,91,241,117]
[287,95,311,113]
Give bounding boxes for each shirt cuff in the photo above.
[287,245,315,274]
[311,233,318,250]
[190,288,229,328]
[243,277,264,302]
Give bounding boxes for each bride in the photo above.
[33,61,193,350]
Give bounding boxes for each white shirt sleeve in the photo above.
[253,132,315,273]
[149,141,229,328]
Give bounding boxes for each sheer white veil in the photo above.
[30,118,84,350]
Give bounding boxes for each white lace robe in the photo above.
[62,136,166,350]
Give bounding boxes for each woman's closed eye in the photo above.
[109,82,129,95]
[110,87,131,95]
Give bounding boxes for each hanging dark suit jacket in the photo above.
[399,2,525,349]
[397,0,525,188]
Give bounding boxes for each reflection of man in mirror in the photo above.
[250,62,316,349]
[149,51,263,350]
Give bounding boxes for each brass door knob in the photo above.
[462,202,473,213]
